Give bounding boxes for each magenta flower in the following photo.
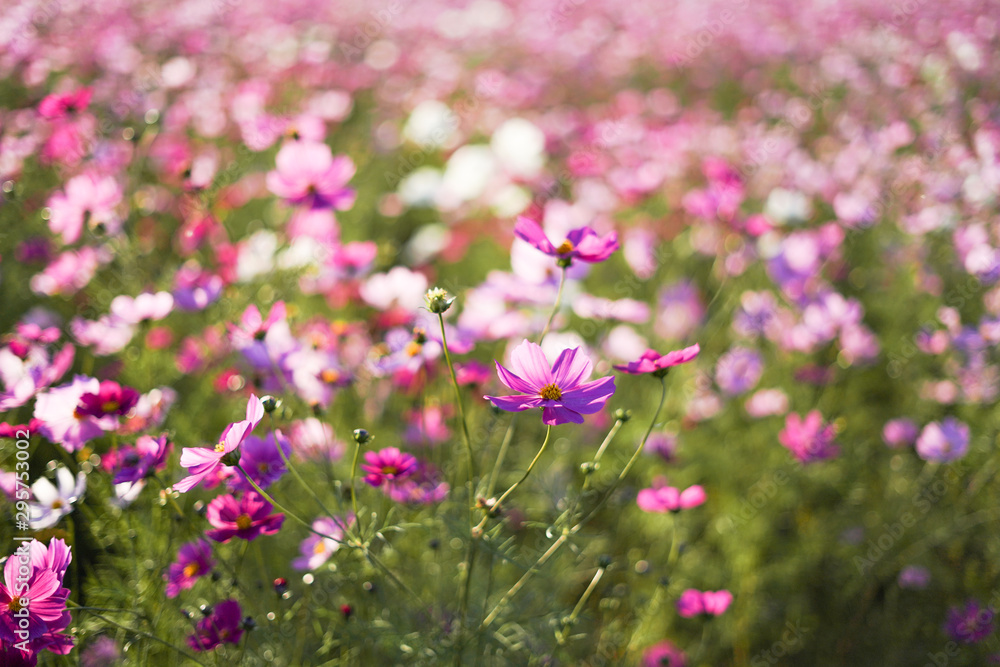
[883,418,919,448]
[778,411,839,463]
[113,434,173,485]
[485,340,616,426]
[228,432,291,493]
[637,482,706,513]
[265,141,356,210]
[0,540,72,648]
[38,88,93,120]
[361,447,418,487]
[514,216,619,267]
[187,599,244,652]
[164,539,214,598]
[642,640,687,667]
[915,418,969,463]
[75,380,139,419]
[174,395,264,493]
[676,589,733,618]
[205,491,284,543]
[292,516,353,571]
[945,600,994,644]
[614,344,700,376]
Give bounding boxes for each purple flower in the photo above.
[265,141,356,210]
[883,419,919,448]
[514,215,618,266]
[164,539,214,598]
[778,411,839,463]
[676,589,732,618]
[637,482,705,513]
[897,566,931,590]
[945,600,994,644]
[174,395,264,493]
[361,447,418,487]
[383,463,449,505]
[205,492,285,543]
[615,344,700,376]
[485,340,615,426]
[645,432,678,462]
[715,346,764,395]
[112,434,173,485]
[915,418,970,463]
[187,599,243,651]
[229,432,291,493]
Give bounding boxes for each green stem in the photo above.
[556,566,606,644]
[481,532,568,628]
[485,415,517,499]
[437,313,476,481]
[268,413,338,523]
[476,425,552,533]
[234,464,345,546]
[349,440,363,540]
[70,605,209,667]
[538,267,566,344]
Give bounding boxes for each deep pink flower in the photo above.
[514,216,618,266]
[945,600,994,644]
[614,344,700,376]
[778,411,839,463]
[164,539,214,598]
[265,142,356,210]
[642,640,687,667]
[637,482,706,513]
[485,340,616,425]
[187,599,243,651]
[676,589,732,618]
[112,434,173,485]
[0,540,72,648]
[38,89,93,120]
[174,395,264,493]
[361,447,418,487]
[75,380,139,419]
[205,491,284,542]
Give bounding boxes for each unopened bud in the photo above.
[425,287,456,314]
[353,429,372,445]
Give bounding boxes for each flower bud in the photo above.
[353,428,372,445]
[613,408,632,423]
[425,287,456,314]
[261,396,282,413]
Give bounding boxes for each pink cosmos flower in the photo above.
[38,89,93,120]
[174,395,264,493]
[637,482,706,513]
[46,172,122,245]
[164,539,214,598]
[778,411,839,463]
[205,491,284,542]
[30,247,105,296]
[0,341,74,410]
[265,141,356,210]
[292,516,353,571]
[187,599,243,652]
[642,640,687,667]
[614,344,700,376]
[0,539,72,650]
[915,418,970,463]
[33,376,106,451]
[514,215,618,267]
[361,447,418,487]
[485,340,616,426]
[676,589,733,618]
[112,434,173,485]
[109,292,175,324]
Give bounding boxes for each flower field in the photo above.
[2,0,1000,664]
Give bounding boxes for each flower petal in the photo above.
[514,216,556,255]
[541,405,584,425]
[550,347,593,388]
[494,361,537,394]
[485,394,542,412]
[508,340,552,388]
[559,375,615,413]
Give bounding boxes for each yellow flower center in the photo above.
[102,400,120,413]
[183,563,199,578]
[539,383,563,400]
[314,540,327,554]
[405,341,423,357]
[321,368,341,384]
[215,441,226,453]
[235,514,253,530]
[7,596,25,613]
[556,240,574,255]
[51,499,64,510]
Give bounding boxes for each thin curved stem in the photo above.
[349,439,363,540]
[267,413,338,524]
[556,566,606,644]
[476,425,552,533]
[234,464,345,546]
[485,415,517,499]
[438,312,476,481]
[538,268,566,344]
